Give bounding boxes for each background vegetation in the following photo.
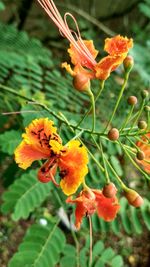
[0,0,150,266]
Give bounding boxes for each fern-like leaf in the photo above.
[1,169,52,220]
[8,221,66,267]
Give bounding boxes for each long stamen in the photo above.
[37,0,97,67]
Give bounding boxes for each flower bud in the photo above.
[144,105,150,112]
[138,120,147,130]
[136,151,145,160]
[124,189,144,207]
[102,183,117,198]
[108,128,119,141]
[127,96,137,106]
[123,56,134,72]
[73,73,90,92]
[141,89,149,99]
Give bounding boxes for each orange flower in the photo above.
[59,140,89,196]
[14,118,62,170]
[136,133,150,173]
[67,188,120,229]
[37,1,133,82]
[14,118,89,194]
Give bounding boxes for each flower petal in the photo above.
[104,35,133,56]
[14,140,50,169]
[95,55,125,80]
[59,140,88,195]
[68,40,98,69]
[15,118,62,169]
[93,190,120,221]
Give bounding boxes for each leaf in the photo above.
[0,1,5,11]
[0,130,22,155]
[8,221,66,267]
[1,169,52,220]
[60,256,76,267]
[110,156,123,176]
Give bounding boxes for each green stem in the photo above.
[104,73,129,132]
[118,140,150,180]
[1,84,149,139]
[92,136,110,183]
[104,156,128,190]
[88,215,93,267]
[120,105,134,132]
[128,99,145,133]
[91,136,127,189]
[76,81,105,128]
[60,112,105,172]
[88,89,95,132]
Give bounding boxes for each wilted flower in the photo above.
[67,188,120,229]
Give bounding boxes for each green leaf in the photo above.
[1,169,52,220]
[8,221,66,267]
[0,130,22,155]
[60,256,76,267]
[0,1,5,11]
[111,255,123,267]
[110,156,123,176]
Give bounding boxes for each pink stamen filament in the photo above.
[37,0,97,67]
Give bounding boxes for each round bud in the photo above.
[138,120,147,129]
[123,56,134,72]
[127,96,137,106]
[124,189,144,207]
[73,73,90,92]
[144,105,150,112]
[102,183,117,198]
[108,128,119,141]
[141,90,149,99]
[136,151,145,160]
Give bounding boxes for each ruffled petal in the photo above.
[95,55,125,80]
[61,62,76,76]
[59,140,88,195]
[14,140,50,169]
[67,191,96,229]
[68,40,98,69]
[93,190,120,221]
[15,118,62,170]
[104,35,133,56]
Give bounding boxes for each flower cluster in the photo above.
[15,118,120,229]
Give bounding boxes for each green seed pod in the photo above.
[141,90,149,99]
[136,151,145,160]
[138,120,147,130]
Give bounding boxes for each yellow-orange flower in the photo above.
[14,118,89,194]
[59,140,89,196]
[15,118,62,169]
[37,1,133,82]
[62,35,133,82]
[136,133,150,173]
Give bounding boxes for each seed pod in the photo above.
[141,89,149,99]
[102,183,117,198]
[127,96,137,106]
[123,56,134,72]
[108,128,119,141]
[138,120,147,130]
[136,151,145,160]
[73,73,90,92]
[124,189,144,207]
